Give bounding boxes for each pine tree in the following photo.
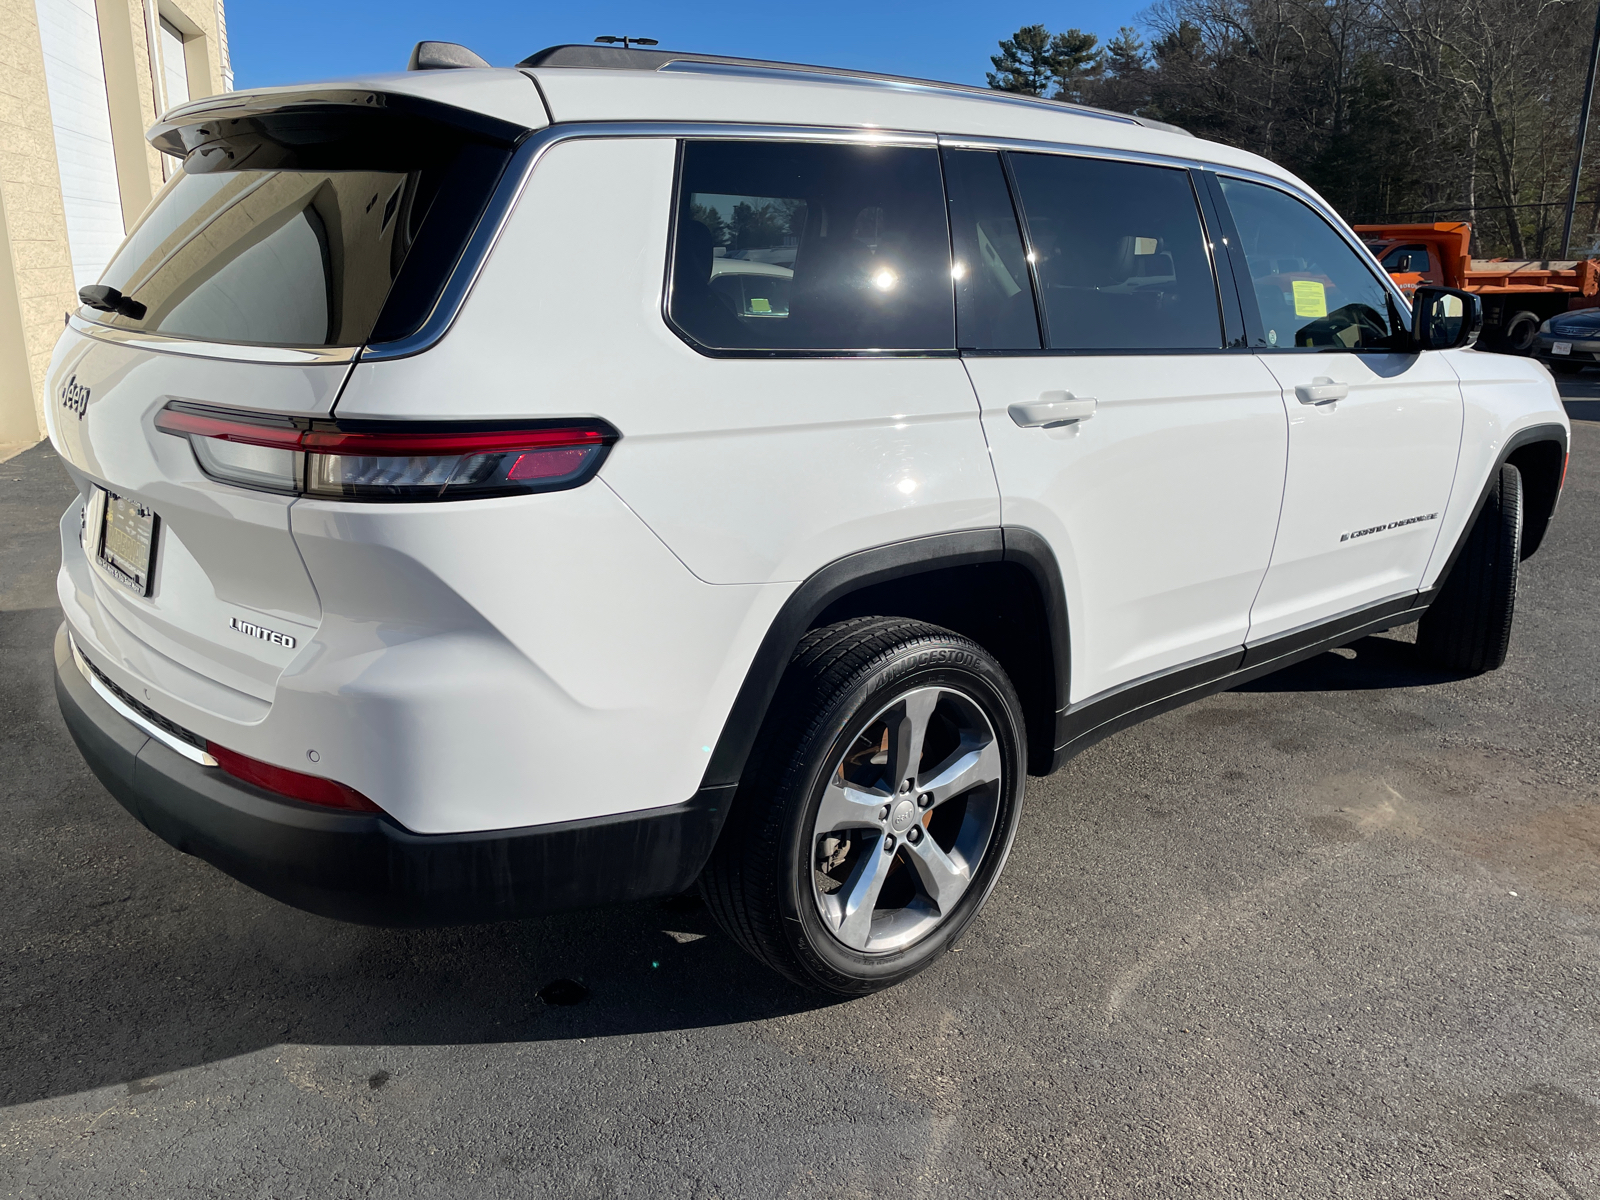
[987,25,1059,96]
[1049,29,1104,103]
[1105,27,1147,78]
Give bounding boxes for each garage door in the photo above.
[34,0,126,289]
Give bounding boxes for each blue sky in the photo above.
[229,1,1152,92]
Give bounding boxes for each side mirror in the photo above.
[1413,286,1481,351]
[1394,253,1415,273]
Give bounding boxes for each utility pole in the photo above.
[1561,0,1600,257]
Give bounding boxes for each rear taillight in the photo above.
[154,403,618,501]
[208,742,382,813]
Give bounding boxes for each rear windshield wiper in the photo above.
[78,285,147,321]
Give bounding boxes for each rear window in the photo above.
[90,140,508,349]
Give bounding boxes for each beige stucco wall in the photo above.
[0,0,230,445]
[0,0,77,444]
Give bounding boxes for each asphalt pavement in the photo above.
[2,392,1598,1198]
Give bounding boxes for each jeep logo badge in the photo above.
[59,374,90,419]
[228,616,296,649]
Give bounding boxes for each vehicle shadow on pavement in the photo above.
[1233,633,1465,693]
[2,857,843,1108]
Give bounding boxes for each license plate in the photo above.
[88,488,158,596]
[1553,342,1572,355]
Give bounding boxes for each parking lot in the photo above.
[2,392,1597,1199]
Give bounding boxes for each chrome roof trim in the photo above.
[656,61,1144,128]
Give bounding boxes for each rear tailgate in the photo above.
[49,330,346,721]
[47,79,542,732]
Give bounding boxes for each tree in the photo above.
[988,25,1107,102]
[988,24,1060,95]
[1050,29,1105,102]
[1105,27,1148,77]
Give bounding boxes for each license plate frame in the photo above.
[86,487,158,596]
[1553,341,1573,356]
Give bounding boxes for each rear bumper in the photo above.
[54,623,728,926]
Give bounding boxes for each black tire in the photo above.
[1416,464,1523,674]
[1501,311,1540,354]
[700,617,1027,995]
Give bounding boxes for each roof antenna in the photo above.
[594,35,659,50]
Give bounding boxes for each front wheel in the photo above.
[1417,463,1522,674]
[700,618,1027,995]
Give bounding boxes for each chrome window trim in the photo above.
[355,120,1402,364]
[357,122,941,364]
[67,314,361,365]
[1203,168,1416,320]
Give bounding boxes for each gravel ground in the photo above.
[2,397,1596,1199]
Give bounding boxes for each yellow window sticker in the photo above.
[1292,279,1327,318]
[750,297,772,313]
[1134,237,1158,255]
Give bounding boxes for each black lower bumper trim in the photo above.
[54,624,729,926]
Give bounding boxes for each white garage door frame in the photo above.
[34,0,127,290]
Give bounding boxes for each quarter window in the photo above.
[669,141,954,351]
[1220,177,1403,351]
[1007,153,1222,352]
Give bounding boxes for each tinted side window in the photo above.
[1008,154,1221,351]
[1379,243,1430,273]
[1220,177,1401,351]
[670,141,954,351]
[942,149,1040,350]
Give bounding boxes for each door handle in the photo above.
[1009,390,1098,428]
[1295,377,1349,405]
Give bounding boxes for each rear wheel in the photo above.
[1417,464,1523,674]
[701,617,1026,995]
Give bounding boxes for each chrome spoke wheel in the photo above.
[810,685,1004,955]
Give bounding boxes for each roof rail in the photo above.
[516,44,1189,136]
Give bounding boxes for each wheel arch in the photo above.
[1505,434,1568,559]
[1430,422,1569,589]
[700,529,1070,799]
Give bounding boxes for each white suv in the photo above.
[48,43,1570,994]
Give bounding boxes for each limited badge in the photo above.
[228,616,297,649]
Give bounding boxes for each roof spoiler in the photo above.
[148,88,526,173]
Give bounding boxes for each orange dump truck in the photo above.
[1355,222,1600,353]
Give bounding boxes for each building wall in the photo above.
[0,0,230,445]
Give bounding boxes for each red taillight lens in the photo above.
[208,742,382,813]
[154,404,617,501]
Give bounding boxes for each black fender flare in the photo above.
[697,527,1070,795]
[1430,421,1568,588]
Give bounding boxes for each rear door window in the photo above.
[670,141,954,352]
[1007,153,1223,352]
[1219,177,1403,351]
